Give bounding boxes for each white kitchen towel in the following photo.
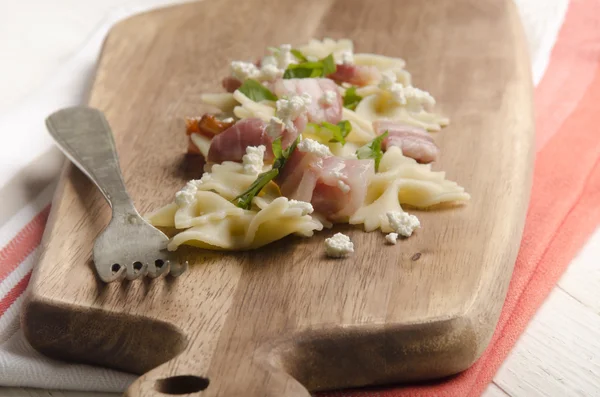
[0,0,569,392]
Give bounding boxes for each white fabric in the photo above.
[0,0,571,393]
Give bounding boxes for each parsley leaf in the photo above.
[272,136,283,159]
[342,87,363,110]
[233,137,300,209]
[356,131,389,171]
[238,79,278,102]
[291,49,308,62]
[283,54,337,79]
[308,120,352,145]
[321,54,336,76]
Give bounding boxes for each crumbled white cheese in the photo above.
[337,180,351,193]
[378,72,435,106]
[324,233,354,258]
[175,180,201,206]
[340,50,354,64]
[385,233,399,245]
[297,138,332,157]
[231,61,260,81]
[319,90,338,106]
[275,93,312,131]
[288,199,314,216]
[231,46,293,82]
[402,85,436,106]
[268,44,296,70]
[221,117,234,123]
[332,170,350,192]
[260,63,282,81]
[387,211,420,237]
[242,145,266,175]
[236,44,294,82]
[378,72,396,90]
[265,117,286,139]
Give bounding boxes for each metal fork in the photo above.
[46,107,187,282]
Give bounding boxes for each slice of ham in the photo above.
[328,64,381,87]
[207,118,274,163]
[277,149,323,202]
[272,78,343,125]
[222,76,242,93]
[312,157,374,220]
[278,150,374,221]
[373,120,439,164]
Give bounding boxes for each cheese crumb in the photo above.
[331,170,349,192]
[231,44,297,83]
[385,233,399,245]
[378,72,435,106]
[260,63,282,81]
[265,117,286,139]
[319,90,338,106]
[175,180,201,206]
[337,180,350,193]
[386,211,420,237]
[340,50,354,64]
[231,61,260,81]
[276,93,312,131]
[297,138,332,158]
[288,199,314,216]
[324,233,354,258]
[268,44,296,69]
[242,145,266,175]
[221,117,234,123]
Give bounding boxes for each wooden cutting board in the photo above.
[21,0,534,396]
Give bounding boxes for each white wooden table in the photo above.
[1,0,599,396]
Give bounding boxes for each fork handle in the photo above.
[46,107,135,212]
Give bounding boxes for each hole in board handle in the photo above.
[154,375,209,395]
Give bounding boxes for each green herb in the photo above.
[356,131,389,171]
[238,79,278,102]
[308,120,352,145]
[283,54,337,79]
[233,137,300,209]
[233,169,278,210]
[321,54,336,76]
[342,87,363,110]
[291,49,308,62]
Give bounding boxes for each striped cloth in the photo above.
[1,0,598,394]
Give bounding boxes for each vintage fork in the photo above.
[46,107,187,282]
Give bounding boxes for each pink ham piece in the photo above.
[207,118,274,164]
[271,78,343,125]
[328,64,381,87]
[278,151,374,221]
[312,157,374,220]
[373,120,439,164]
[277,149,323,203]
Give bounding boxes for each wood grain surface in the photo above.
[21,0,534,396]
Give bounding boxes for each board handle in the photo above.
[123,349,312,397]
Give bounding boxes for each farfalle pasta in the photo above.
[149,38,469,253]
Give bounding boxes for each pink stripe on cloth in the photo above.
[534,0,600,151]
[0,271,32,317]
[0,206,50,282]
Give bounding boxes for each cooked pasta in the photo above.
[148,38,469,253]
